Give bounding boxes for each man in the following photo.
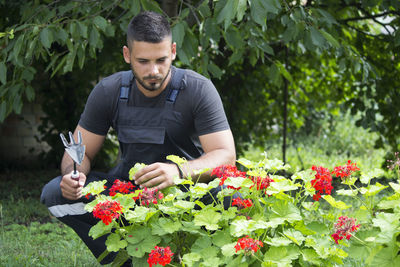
[41,11,235,265]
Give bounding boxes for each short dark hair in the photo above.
[127,11,171,47]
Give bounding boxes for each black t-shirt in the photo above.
[79,67,230,145]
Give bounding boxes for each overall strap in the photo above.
[166,68,186,103]
[120,71,133,100]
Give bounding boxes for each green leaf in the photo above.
[166,155,187,166]
[126,227,161,258]
[25,86,35,101]
[336,189,358,196]
[128,163,146,180]
[125,206,151,223]
[93,16,108,32]
[89,26,100,48]
[360,168,385,184]
[225,26,244,49]
[172,21,185,48]
[0,61,6,85]
[265,237,292,246]
[105,233,127,252]
[322,195,351,210]
[359,182,388,196]
[260,0,281,14]
[309,26,325,47]
[275,61,293,83]
[319,29,340,48]
[88,220,114,239]
[77,21,88,38]
[372,212,400,233]
[159,217,182,234]
[194,208,221,230]
[216,0,237,30]
[40,27,53,49]
[389,182,400,193]
[82,180,107,196]
[174,200,195,210]
[221,243,236,257]
[250,0,266,26]
[283,229,305,246]
[182,252,202,267]
[264,245,300,264]
[369,246,400,267]
[269,200,302,224]
[236,0,247,21]
[301,249,322,265]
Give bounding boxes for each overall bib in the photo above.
[108,68,203,179]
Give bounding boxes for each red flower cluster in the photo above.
[211,165,246,189]
[234,236,263,255]
[331,216,360,244]
[134,187,164,206]
[109,179,135,196]
[332,160,360,179]
[92,200,123,225]
[311,165,333,201]
[147,246,174,267]
[232,197,253,209]
[249,176,274,191]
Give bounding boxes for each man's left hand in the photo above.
[133,162,180,190]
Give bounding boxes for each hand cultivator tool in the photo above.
[60,131,85,180]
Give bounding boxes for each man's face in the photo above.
[123,38,176,95]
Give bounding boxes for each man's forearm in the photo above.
[181,148,236,183]
[60,152,91,176]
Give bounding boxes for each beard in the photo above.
[131,64,171,92]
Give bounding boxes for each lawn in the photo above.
[0,169,106,267]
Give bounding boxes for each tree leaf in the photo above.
[250,0,266,26]
[40,27,53,49]
[0,61,6,85]
[172,21,185,48]
[309,26,325,47]
[260,0,281,14]
[208,63,222,78]
[236,0,247,21]
[216,0,237,30]
[93,16,108,32]
[320,29,340,48]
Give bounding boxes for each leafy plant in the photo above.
[82,154,400,266]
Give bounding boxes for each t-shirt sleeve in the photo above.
[78,81,114,135]
[192,78,230,136]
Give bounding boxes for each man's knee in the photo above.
[40,176,63,207]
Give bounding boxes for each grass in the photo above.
[0,169,106,267]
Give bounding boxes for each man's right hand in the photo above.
[60,171,87,200]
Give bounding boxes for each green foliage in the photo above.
[83,154,400,266]
[0,0,399,162]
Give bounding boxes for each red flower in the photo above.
[109,179,135,196]
[234,236,263,255]
[331,216,360,244]
[211,165,246,189]
[332,160,360,179]
[92,200,123,225]
[311,165,333,201]
[147,246,173,267]
[133,187,164,206]
[249,176,274,191]
[232,197,253,209]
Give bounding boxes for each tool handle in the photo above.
[71,170,80,181]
